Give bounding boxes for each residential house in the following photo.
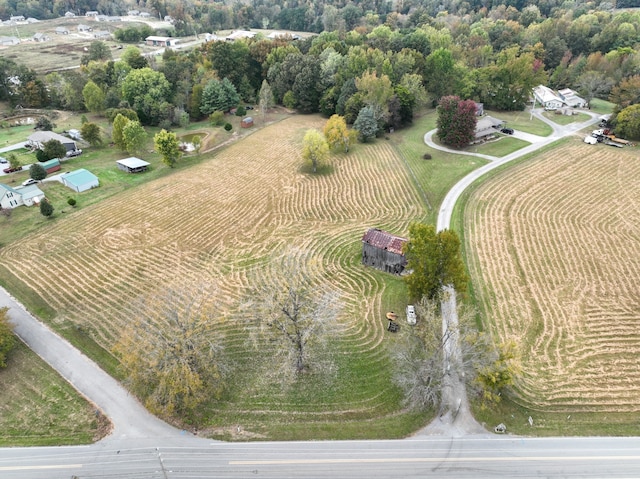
[64,11,76,17]
[0,183,44,209]
[116,157,150,173]
[267,31,300,40]
[145,35,177,47]
[26,17,39,23]
[533,85,564,110]
[361,228,408,275]
[225,30,256,41]
[93,30,111,39]
[32,32,50,42]
[77,24,93,32]
[9,15,25,22]
[558,88,587,108]
[0,36,20,46]
[62,169,99,192]
[474,116,504,141]
[85,11,99,17]
[55,26,69,34]
[127,10,140,16]
[27,131,77,153]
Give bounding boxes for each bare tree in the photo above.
[113,284,226,421]
[242,251,343,383]
[391,296,515,411]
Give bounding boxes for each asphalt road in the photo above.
[1,436,640,478]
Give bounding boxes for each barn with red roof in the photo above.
[361,228,408,275]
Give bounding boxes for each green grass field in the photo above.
[487,110,553,136]
[469,136,531,157]
[0,341,110,446]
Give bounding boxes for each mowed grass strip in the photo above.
[463,137,640,433]
[0,341,110,446]
[0,115,433,440]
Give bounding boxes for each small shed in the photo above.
[116,157,150,173]
[41,158,61,173]
[32,32,49,42]
[55,26,69,34]
[362,228,408,274]
[62,169,99,192]
[241,117,254,128]
[77,24,92,32]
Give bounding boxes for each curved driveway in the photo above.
[432,108,601,430]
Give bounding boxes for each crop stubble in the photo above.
[0,116,425,417]
[465,142,640,411]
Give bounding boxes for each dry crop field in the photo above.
[0,115,427,434]
[465,140,640,412]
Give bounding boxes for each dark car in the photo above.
[501,128,514,135]
[3,166,22,174]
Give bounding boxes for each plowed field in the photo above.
[465,142,640,411]
[0,115,427,426]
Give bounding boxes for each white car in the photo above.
[22,178,38,186]
[0,157,7,164]
[406,305,416,325]
[584,135,597,145]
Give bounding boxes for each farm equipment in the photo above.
[591,129,634,147]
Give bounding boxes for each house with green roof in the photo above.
[61,169,99,193]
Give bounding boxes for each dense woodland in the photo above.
[2,0,640,137]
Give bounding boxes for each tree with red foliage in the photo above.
[436,96,477,149]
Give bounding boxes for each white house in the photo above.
[533,85,565,110]
[32,32,50,42]
[62,169,99,193]
[0,183,44,209]
[558,88,587,108]
[145,35,178,47]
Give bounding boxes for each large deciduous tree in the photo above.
[242,251,343,381]
[114,286,226,420]
[154,129,181,168]
[121,68,171,125]
[302,129,330,173]
[436,95,477,149]
[82,80,105,114]
[0,307,17,369]
[403,223,468,301]
[614,104,640,140]
[29,163,47,181]
[42,139,67,161]
[112,113,130,150]
[324,114,354,153]
[80,122,103,146]
[121,120,147,154]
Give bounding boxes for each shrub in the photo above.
[235,106,246,117]
[224,123,233,131]
[423,153,432,160]
[67,198,77,207]
[209,111,225,126]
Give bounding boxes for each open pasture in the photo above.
[465,140,640,412]
[0,115,430,437]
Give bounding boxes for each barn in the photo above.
[241,117,254,128]
[41,158,61,173]
[361,228,408,274]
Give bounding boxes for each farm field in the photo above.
[0,115,433,439]
[464,139,640,426]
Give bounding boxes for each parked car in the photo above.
[0,157,7,164]
[406,305,417,325]
[22,178,38,186]
[3,166,21,174]
[501,128,514,135]
[66,149,83,158]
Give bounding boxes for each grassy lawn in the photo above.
[587,98,615,115]
[389,110,488,224]
[541,111,592,125]
[487,110,553,136]
[468,136,530,157]
[0,340,110,446]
